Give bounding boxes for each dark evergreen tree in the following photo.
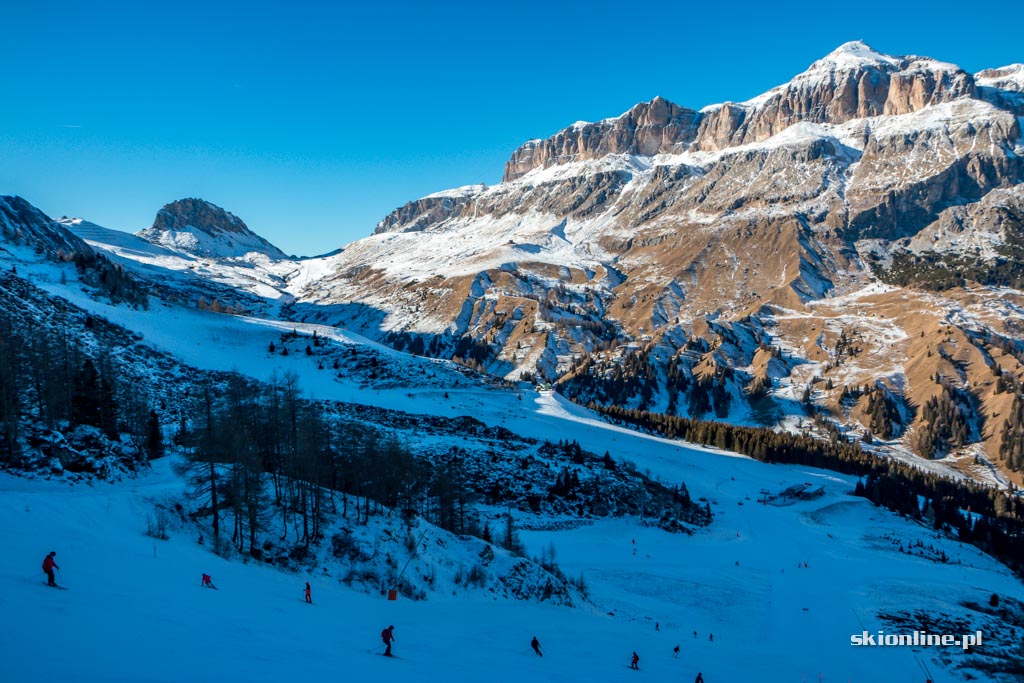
[145,409,164,460]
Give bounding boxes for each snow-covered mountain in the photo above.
[9,41,1024,488]
[267,42,1023,485]
[136,198,288,261]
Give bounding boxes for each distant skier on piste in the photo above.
[42,551,59,587]
[531,636,542,656]
[304,581,312,604]
[630,651,640,669]
[382,625,395,656]
[694,672,705,683]
[201,573,216,589]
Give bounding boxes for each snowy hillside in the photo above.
[2,204,1024,681]
[4,402,1023,682]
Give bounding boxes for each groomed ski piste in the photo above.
[2,256,1024,682]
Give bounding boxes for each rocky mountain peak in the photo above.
[809,40,901,72]
[150,198,249,237]
[138,198,287,260]
[504,43,982,171]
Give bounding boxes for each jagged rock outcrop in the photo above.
[845,100,1022,240]
[503,97,700,181]
[976,64,1024,93]
[138,198,287,259]
[977,64,1024,116]
[375,186,484,234]
[904,186,1024,258]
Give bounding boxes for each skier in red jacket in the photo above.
[381,625,395,657]
[630,651,640,669]
[304,582,312,604]
[42,551,59,586]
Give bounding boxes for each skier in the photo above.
[531,636,543,657]
[630,651,640,670]
[42,551,59,587]
[673,645,680,658]
[201,573,216,589]
[708,633,714,642]
[655,621,660,631]
[381,625,396,657]
[695,673,705,683]
[304,581,312,604]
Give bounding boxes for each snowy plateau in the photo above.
[3,41,1024,683]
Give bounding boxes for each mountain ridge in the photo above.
[9,41,1024,488]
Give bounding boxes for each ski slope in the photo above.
[3,410,1022,682]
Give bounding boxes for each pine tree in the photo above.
[146,409,164,459]
[71,358,102,428]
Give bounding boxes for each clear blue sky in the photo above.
[2,0,1020,256]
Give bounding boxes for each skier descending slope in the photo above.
[41,551,59,587]
[304,582,312,604]
[630,651,640,670]
[531,636,543,656]
[381,625,395,657]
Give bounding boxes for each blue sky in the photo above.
[2,0,1020,256]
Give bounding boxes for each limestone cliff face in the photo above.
[503,97,700,181]
[976,64,1024,116]
[149,198,249,237]
[845,100,1021,240]
[374,188,483,234]
[506,41,983,169]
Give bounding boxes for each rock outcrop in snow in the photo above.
[138,198,287,260]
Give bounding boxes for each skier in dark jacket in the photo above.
[382,625,395,656]
[531,636,542,656]
[695,673,705,683]
[630,651,640,669]
[42,551,59,586]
